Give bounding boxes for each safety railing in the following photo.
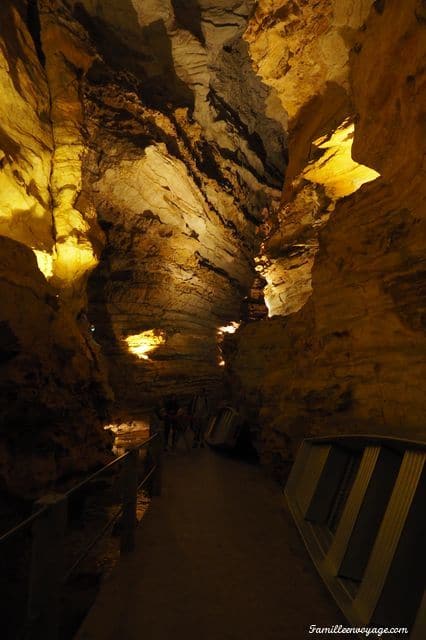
[285,434,425,639]
[0,431,162,640]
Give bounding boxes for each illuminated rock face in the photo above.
[40,0,102,294]
[0,0,285,492]
[0,2,53,257]
[260,119,380,317]
[0,236,112,496]
[1,0,424,492]
[233,0,426,468]
[86,125,258,403]
[0,1,103,290]
[0,1,110,495]
[74,0,286,406]
[244,0,383,316]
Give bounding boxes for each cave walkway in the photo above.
[76,447,342,640]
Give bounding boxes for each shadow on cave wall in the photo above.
[0,1,42,100]
[73,1,194,111]
[86,224,140,417]
[171,0,205,45]
[209,34,288,191]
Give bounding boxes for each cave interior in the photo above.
[0,0,425,637]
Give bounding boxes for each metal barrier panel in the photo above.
[290,444,332,518]
[285,435,426,637]
[354,450,425,625]
[326,446,381,575]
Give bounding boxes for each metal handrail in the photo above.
[0,432,159,546]
[0,505,49,545]
[62,505,123,584]
[63,432,159,499]
[0,430,163,640]
[137,461,158,491]
[62,460,159,583]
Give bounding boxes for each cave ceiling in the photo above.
[1,0,425,493]
[0,0,288,419]
[70,0,288,403]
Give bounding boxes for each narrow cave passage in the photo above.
[76,448,342,640]
[0,0,425,638]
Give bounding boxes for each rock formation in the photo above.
[0,0,425,493]
[72,0,286,405]
[0,0,286,493]
[232,0,426,470]
[0,0,112,496]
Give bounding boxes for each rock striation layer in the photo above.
[71,0,286,406]
[0,0,286,492]
[1,0,424,494]
[232,0,426,470]
[0,1,107,495]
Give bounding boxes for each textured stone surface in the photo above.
[0,236,112,496]
[72,0,286,407]
[40,0,102,294]
[233,0,426,469]
[0,0,53,254]
[244,0,383,317]
[0,0,286,492]
[0,1,111,495]
[1,0,425,494]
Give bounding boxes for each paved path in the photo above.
[77,448,342,640]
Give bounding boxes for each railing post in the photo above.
[120,449,138,554]
[27,493,67,640]
[151,435,162,497]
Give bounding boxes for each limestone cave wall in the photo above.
[0,0,286,493]
[0,0,112,496]
[63,0,286,408]
[232,0,426,468]
[1,0,424,494]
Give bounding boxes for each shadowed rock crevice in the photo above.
[26,0,46,65]
[73,3,195,110]
[172,0,206,45]
[0,0,424,499]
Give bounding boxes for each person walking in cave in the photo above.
[151,401,166,446]
[190,387,210,448]
[163,393,179,451]
[173,406,192,452]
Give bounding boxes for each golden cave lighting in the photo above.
[217,321,241,368]
[33,249,54,279]
[53,238,98,283]
[124,329,166,360]
[264,294,272,318]
[217,321,241,335]
[302,120,380,199]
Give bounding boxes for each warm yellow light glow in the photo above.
[302,120,380,199]
[217,321,241,335]
[104,419,150,433]
[33,250,54,279]
[124,329,166,360]
[264,294,272,318]
[217,322,240,368]
[53,237,98,283]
